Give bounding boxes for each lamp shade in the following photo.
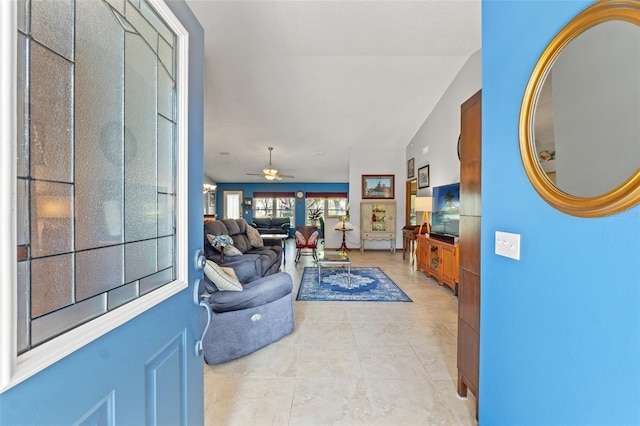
[414,196,433,212]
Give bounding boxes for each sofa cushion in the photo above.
[204,260,243,291]
[252,217,271,228]
[221,219,241,236]
[231,234,252,253]
[308,230,319,245]
[295,231,306,245]
[208,272,292,313]
[223,245,243,257]
[245,224,264,248]
[271,217,290,229]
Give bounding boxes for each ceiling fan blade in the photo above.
[278,174,295,178]
[246,173,264,176]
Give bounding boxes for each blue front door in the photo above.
[0,0,205,424]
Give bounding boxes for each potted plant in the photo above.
[307,207,323,225]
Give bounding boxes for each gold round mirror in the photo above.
[520,0,640,217]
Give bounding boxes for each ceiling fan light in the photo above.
[263,167,278,175]
[264,174,276,181]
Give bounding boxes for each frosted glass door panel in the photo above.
[17,261,30,353]
[140,0,174,47]
[125,4,158,52]
[125,239,158,283]
[15,0,178,352]
[17,178,29,246]
[76,245,125,301]
[158,116,175,194]
[158,65,174,120]
[31,0,74,61]
[74,0,124,250]
[125,32,158,242]
[30,181,73,257]
[30,254,73,318]
[17,33,28,178]
[30,41,73,183]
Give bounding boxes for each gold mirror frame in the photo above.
[519,0,640,217]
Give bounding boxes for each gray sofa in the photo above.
[201,257,294,365]
[204,218,282,276]
[250,217,291,235]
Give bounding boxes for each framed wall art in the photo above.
[407,157,415,179]
[418,165,430,188]
[362,174,395,199]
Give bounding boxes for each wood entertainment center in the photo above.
[416,234,459,293]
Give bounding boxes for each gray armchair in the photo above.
[201,257,294,365]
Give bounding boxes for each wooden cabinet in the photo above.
[457,89,481,416]
[416,235,459,293]
[360,201,396,252]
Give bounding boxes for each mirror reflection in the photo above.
[533,20,640,198]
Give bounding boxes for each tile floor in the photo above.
[204,241,477,425]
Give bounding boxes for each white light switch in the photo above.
[495,231,521,260]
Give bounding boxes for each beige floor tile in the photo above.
[358,344,430,380]
[299,321,357,350]
[204,342,300,378]
[296,346,363,379]
[204,376,295,426]
[351,321,410,347]
[204,240,478,425]
[289,378,374,425]
[365,378,440,425]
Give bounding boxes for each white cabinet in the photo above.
[360,201,396,252]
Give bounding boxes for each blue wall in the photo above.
[481,1,640,424]
[215,182,348,228]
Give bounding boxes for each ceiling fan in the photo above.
[246,147,295,181]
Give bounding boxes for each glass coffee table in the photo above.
[317,252,351,285]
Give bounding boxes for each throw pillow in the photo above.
[220,266,239,281]
[295,230,306,245]
[223,245,243,256]
[203,260,243,291]
[207,234,234,253]
[245,224,264,248]
[307,230,319,245]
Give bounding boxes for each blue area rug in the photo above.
[296,267,412,302]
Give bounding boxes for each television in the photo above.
[430,182,460,241]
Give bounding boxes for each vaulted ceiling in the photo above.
[186,0,482,183]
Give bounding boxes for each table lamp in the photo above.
[414,196,433,235]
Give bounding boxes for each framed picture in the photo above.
[362,174,395,199]
[407,157,415,179]
[243,197,253,208]
[418,165,430,188]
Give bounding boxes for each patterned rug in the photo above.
[296,267,412,302]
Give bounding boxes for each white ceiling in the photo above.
[185,0,482,183]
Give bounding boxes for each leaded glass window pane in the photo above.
[16,0,178,353]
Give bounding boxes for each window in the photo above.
[305,192,348,225]
[2,0,189,390]
[253,192,295,219]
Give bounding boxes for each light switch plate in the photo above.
[495,231,521,260]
